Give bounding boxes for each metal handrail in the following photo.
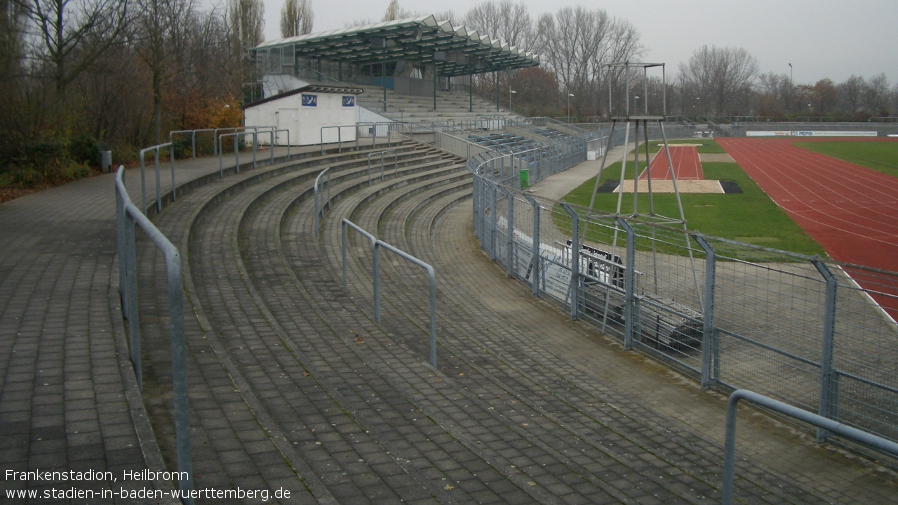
[722,390,898,504]
[169,128,216,157]
[217,131,258,178]
[367,150,398,185]
[258,128,292,164]
[320,125,357,154]
[139,143,175,215]
[313,167,332,236]
[341,219,438,367]
[115,167,193,502]
[213,126,274,155]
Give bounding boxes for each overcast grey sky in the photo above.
[259,0,898,86]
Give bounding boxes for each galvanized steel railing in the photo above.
[313,167,332,236]
[139,143,175,215]
[367,150,398,185]
[320,125,358,154]
[722,390,898,504]
[217,131,258,177]
[115,166,194,502]
[342,219,438,367]
[169,128,216,158]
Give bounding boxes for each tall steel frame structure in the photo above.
[584,61,704,312]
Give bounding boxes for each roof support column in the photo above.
[433,62,438,111]
[469,74,473,112]
[382,38,387,113]
[496,71,500,112]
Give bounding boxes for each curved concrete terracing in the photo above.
[1,139,896,503]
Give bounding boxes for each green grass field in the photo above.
[793,141,898,178]
[558,139,827,258]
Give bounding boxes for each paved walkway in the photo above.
[1,137,897,504]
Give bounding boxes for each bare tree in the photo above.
[863,73,890,116]
[534,6,641,116]
[755,72,790,119]
[227,0,263,101]
[811,78,839,117]
[27,0,132,124]
[383,0,409,21]
[464,1,532,50]
[891,83,898,117]
[0,0,26,84]
[837,75,866,118]
[431,10,460,25]
[229,0,264,50]
[280,0,313,38]
[136,0,197,143]
[0,0,29,161]
[678,46,758,117]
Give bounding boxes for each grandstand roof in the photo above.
[252,15,539,77]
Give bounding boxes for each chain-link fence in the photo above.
[470,160,898,449]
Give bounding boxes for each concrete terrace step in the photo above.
[140,145,515,502]
[5,135,896,503]
[320,173,825,503]
[137,137,897,504]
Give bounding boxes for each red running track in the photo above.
[717,138,898,273]
[639,145,703,181]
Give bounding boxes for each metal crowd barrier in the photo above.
[341,219,438,367]
[115,167,193,502]
[722,390,898,504]
[139,143,175,215]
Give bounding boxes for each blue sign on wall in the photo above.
[342,96,355,107]
[301,94,317,107]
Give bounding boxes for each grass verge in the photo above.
[556,140,826,259]
[793,141,898,178]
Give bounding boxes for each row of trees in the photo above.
[458,1,898,122]
[0,0,315,185]
[3,0,897,190]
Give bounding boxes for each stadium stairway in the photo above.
[129,137,898,504]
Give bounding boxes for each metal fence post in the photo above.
[252,132,258,168]
[165,248,194,500]
[472,174,480,240]
[116,172,127,314]
[562,203,579,320]
[695,233,716,389]
[218,135,224,178]
[169,143,176,203]
[490,183,498,261]
[373,240,381,322]
[524,195,540,298]
[503,188,514,278]
[124,209,141,389]
[616,217,636,350]
[154,148,162,213]
[233,133,240,174]
[342,221,348,289]
[812,259,838,443]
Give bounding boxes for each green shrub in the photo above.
[68,133,108,167]
[24,140,67,165]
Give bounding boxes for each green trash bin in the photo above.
[519,169,530,189]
